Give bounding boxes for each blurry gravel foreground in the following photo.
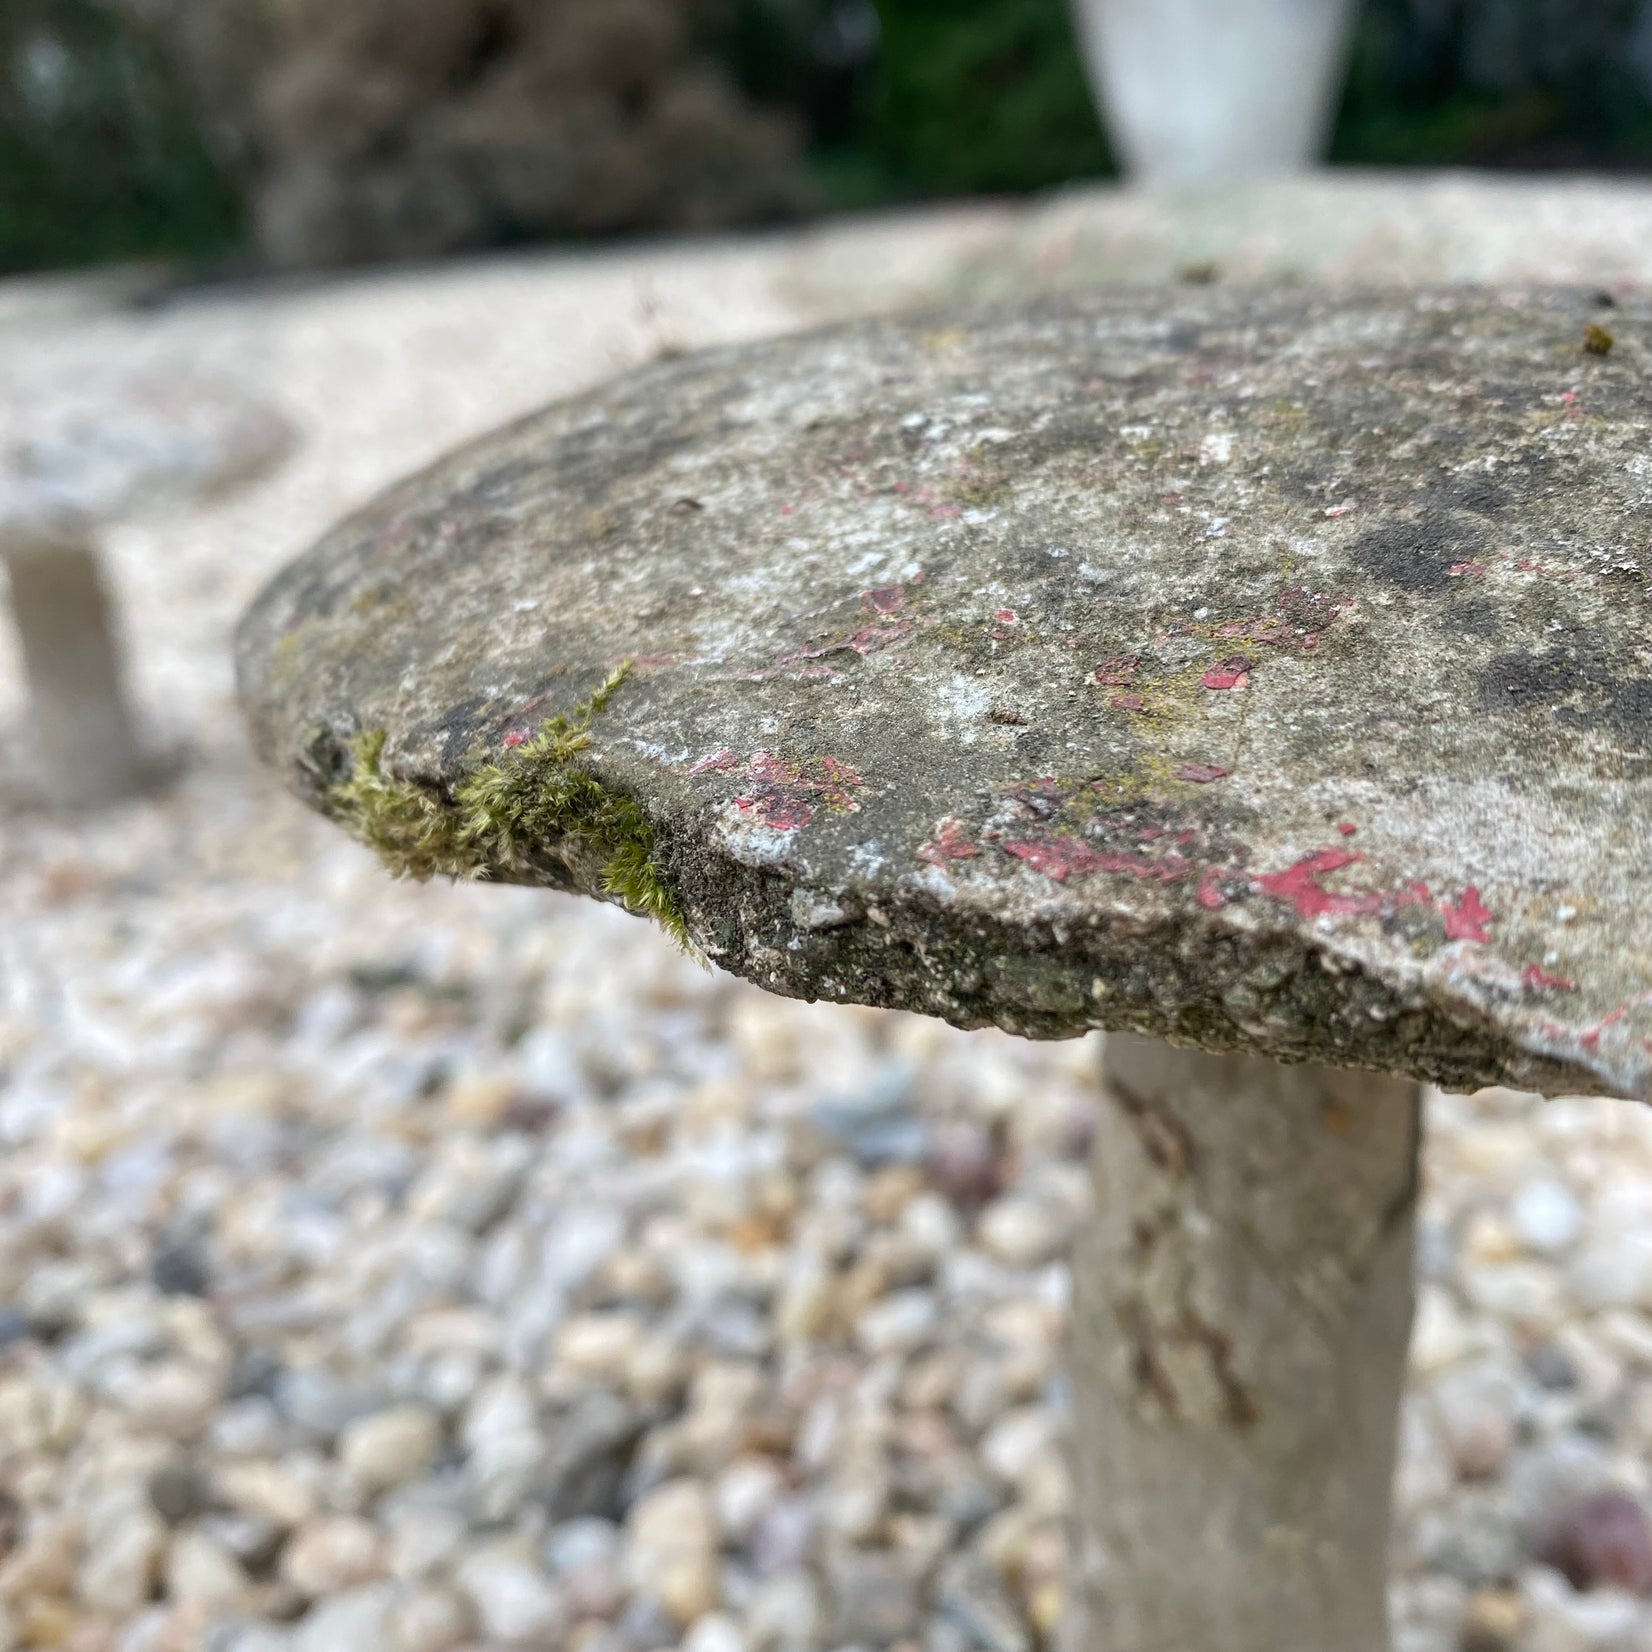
[11,185,1652,1652]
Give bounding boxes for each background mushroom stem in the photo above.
[1066,1033,1422,1651]
[2,513,151,808]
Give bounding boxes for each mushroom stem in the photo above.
[1065,1033,1421,1652]
[2,515,150,808]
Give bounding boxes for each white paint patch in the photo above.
[848,841,887,877]
[719,804,804,868]
[935,674,995,743]
[1199,431,1236,465]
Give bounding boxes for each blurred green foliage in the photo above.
[11,0,1652,275]
[844,0,1114,199]
[1333,0,1652,167]
[0,0,239,274]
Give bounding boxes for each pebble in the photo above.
[1538,1493,1652,1594]
[935,1554,1030,1652]
[338,1404,442,1494]
[165,1528,251,1611]
[454,1546,570,1645]
[976,1199,1070,1269]
[823,1544,924,1642]
[1430,1364,1518,1481]
[384,1585,472,1652]
[626,1481,720,1624]
[681,1613,748,1652]
[1512,1180,1585,1256]
[147,1460,212,1526]
[77,1508,166,1616]
[281,1516,384,1597]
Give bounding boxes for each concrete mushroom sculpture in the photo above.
[2,369,293,807]
[238,288,1648,1649]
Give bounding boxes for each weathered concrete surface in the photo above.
[239,286,1652,1099]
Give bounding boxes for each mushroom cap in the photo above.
[0,369,293,531]
[238,288,1652,1099]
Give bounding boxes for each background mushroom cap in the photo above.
[0,367,294,531]
[238,287,1652,1100]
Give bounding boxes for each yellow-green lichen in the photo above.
[327,664,690,948]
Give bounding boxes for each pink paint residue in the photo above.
[1523,964,1577,993]
[736,793,813,831]
[1336,821,1357,837]
[1093,655,1139,687]
[503,728,529,749]
[745,751,800,788]
[1174,763,1231,783]
[1003,838,1190,886]
[995,609,1017,624]
[919,818,982,864]
[1201,657,1253,691]
[1196,865,1231,911]
[1448,560,1488,579]
[1440,886,1495,943]
[1256,850,1494,943]
[1255,850,1380,920]
[816,755,864,812]
[688,748,738,776]
[864,584,906,614]
[732,750,866,832]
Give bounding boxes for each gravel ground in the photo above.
[8,191,1652,1652]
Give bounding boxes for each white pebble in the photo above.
[339,1403,441,1493]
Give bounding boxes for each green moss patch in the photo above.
[327,665,689,948]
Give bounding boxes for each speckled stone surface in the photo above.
[238,287,1652,1099]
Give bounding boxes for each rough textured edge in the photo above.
[321,664,691,950]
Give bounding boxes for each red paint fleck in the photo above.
[1448,560,1488,578]
[1004,838,1190,886]
[919,818,982,864]
[745,751,800,787]
[816,755,864,812]
[845,618,916,655]
[1256,850,1383,920]
[1108,693,1146,712]
[995,608,1017,624]
[688,748,738,776]
[736,793,814,831]
[780,503,795,516]
[1336,821,1357,836]
[931,504,963,520]
[502,728,529,749]
[1324,502,1356,519]
[732,750,865,830]
[1523,964,1577,993]
[1201,657,1253,691]
[1094,655,1139,687]
[864,585,906,614]
[1173,763,1231,783]
[1196,865,1231,910]
[1440,885,1494,943]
